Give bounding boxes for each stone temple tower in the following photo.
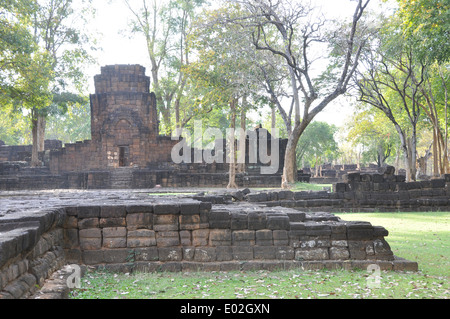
[90,65,159,168]
[50,65,177,173]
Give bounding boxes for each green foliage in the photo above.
[346,105,400,166]
[0,94,91,145]
[124,0,206,134]
[0,0,95,156]
[0,104,31,145]
[0,0,36,98]
[296,121,340,168]
[185,4,273,118]
[396,0,450,63]
[45,95,91,143]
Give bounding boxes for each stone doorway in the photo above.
[118,146,129,167]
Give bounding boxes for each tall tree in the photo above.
[124,0,205,134]
[186,4,267,188]
[355,12,448,180]
[224,0,371,188]
[1,0,95,166]
[0,0,37,104]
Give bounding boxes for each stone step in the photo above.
[110,168,133,189]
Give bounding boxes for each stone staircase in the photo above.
[110,168,134,189]
[0,147,10,161]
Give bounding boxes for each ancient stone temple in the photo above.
[49,65,178,174]
[0,64,292,189]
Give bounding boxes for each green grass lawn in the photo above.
[291,182,333,192]
[70,212,449,299]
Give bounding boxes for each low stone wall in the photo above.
[0,193,418,299]
[0,169,286,190]
[0,209,67,299]
[62,202,400,272]
[241,172,450,212]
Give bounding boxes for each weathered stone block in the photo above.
[305,222,331,236]
[255,230,273,246]
[273,230,289,246]
[153,214,179,231]
[348,241,366,260]
[156,231,180,247]
[100,206,126,218]
[180,202,200,215]
[393,258,418,271]
[127,229,156,248]
[373,239,393,258]
[153,203,180,215]
[248,212,267,230]
[275,247,295,260]
[103,249,129,264]
[78,218,99,230]
[232,230,255,246]
[63,229,79,248]
[231,213,248,230]
[199,202,212,213]
[192,229,209,246]
[246,192,267,202]
[373,226,389,238]
[102,227,126,238]
[77,206,100,219]
[329,247,350,260]
[179,214,207,230]
[182,247,195,261]
[253,246,277,259]
[102,227,127,248]
[134,247,158,261]
[79,229,102,250]
[232,246,253,260]
[126,205,153,214]
[126,213,152,230]
[266,215,290,230]
[99,217,126,228]
[179,230,191,246]
[194,248,216,262]
[209,210,231,229]
[82,250,104,265]
[64,216,78,229]
[286,212,306,222]
[216,246,233,261]
[332,240,348,247]
[347,222,374,240]
[209,229,232,246]
[431,179,446,189]
[295,248,329,261]
[65,207,78,217]
[158,248,182,261]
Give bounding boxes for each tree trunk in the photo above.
[433,129,439,177]
[281,121,304,188]
[227,98,238,189]
[30,109,46,167]
[175,99,181,130]
[38,115,46,153]
[31,116,39,167]
[406,136,417,182]
[393,123,414,182]
[237,102,246,174]
[271,105,276,132]
[411,129,417,181]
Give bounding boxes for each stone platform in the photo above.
[0,189,418,299]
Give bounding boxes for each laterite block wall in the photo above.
[0,196,418,299]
